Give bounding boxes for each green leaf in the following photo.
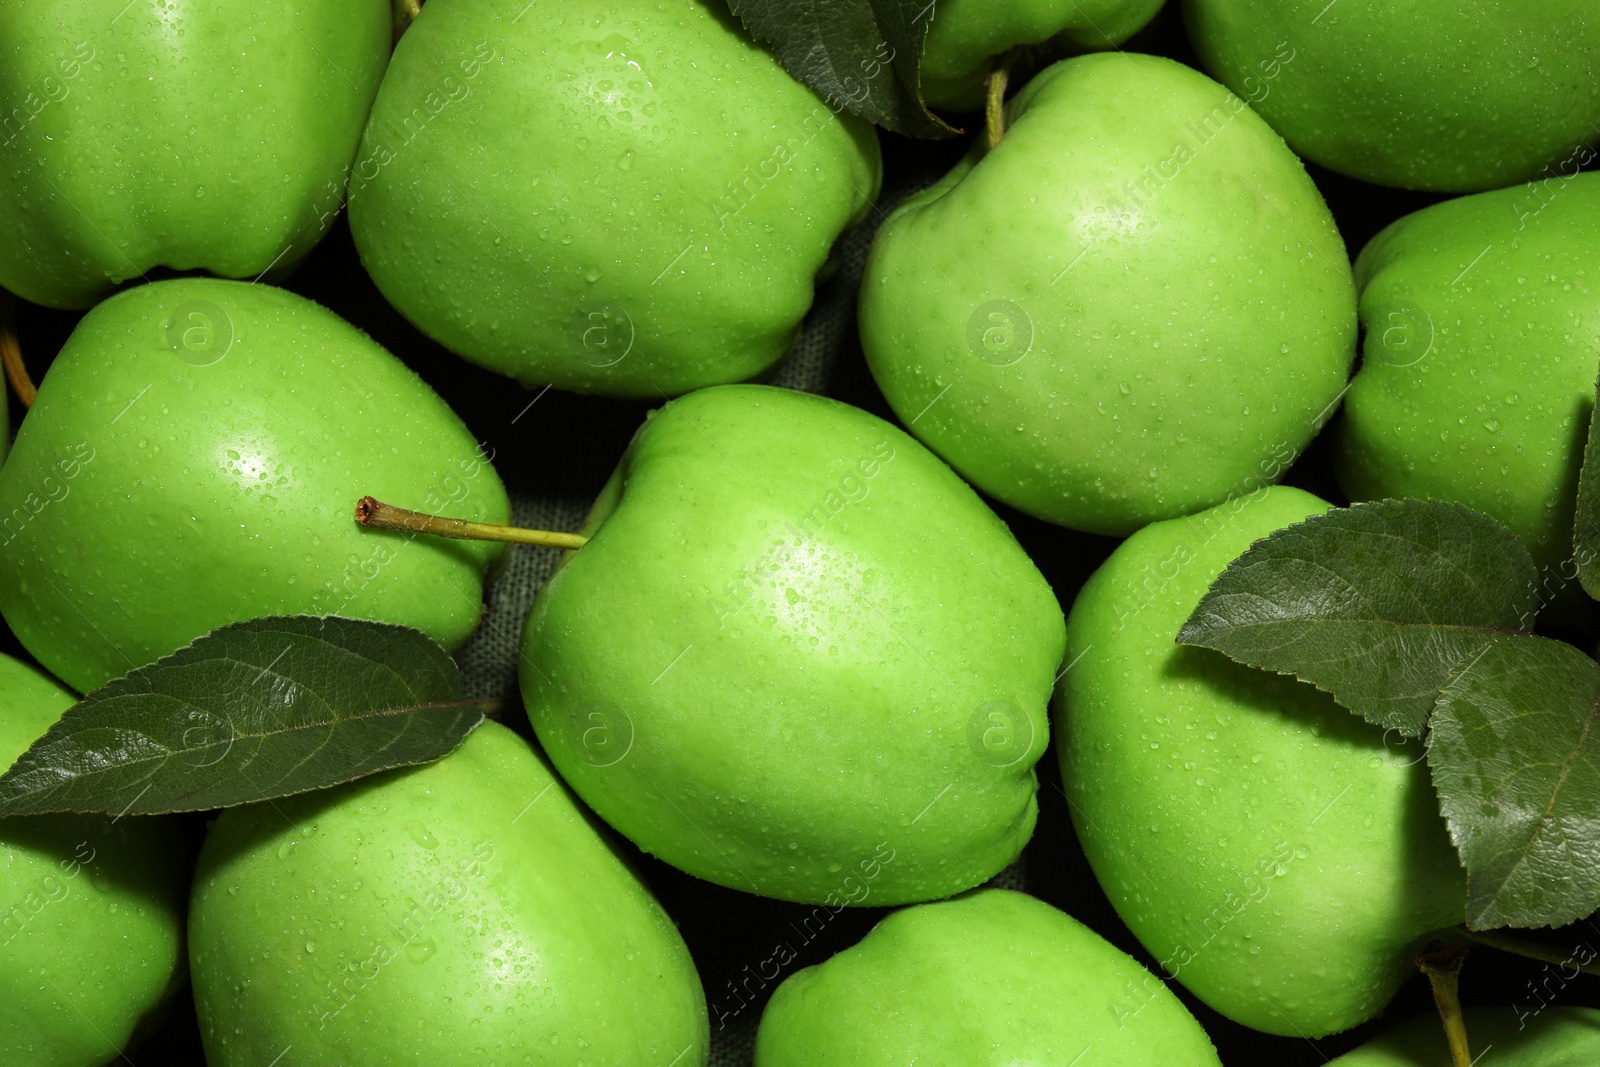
[0,616,490,817]
[1430,635,1600,929]
[1178,499,1539,736]
[1572,368,1600,599]
[727,0,959,138]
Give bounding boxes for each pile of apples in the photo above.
[2,1,1598,1065]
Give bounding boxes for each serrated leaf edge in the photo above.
[0,615,485,817]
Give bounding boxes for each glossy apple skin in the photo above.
[1184,0,1600,192]
[1328,1007,1600,1066]
[0,0,390,309]
[190,720,708,1066]
[348,0,881,397]
[1057,486,1467,1037]
[1336,174,1600,585]
[919,0,1166,110]
[754,888,1223,1065]
[0,653,188,1067]
[0,278,508,693]
[860,53,1356,537]
[519,385,1065,904]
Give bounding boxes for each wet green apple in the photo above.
[1,652,188,1067]
[1336,173,1600,585]
[1328,1007,1600,1065]
[1184,0,1600,192]
[754,888,1223,1065]
[860,53,1356,536]
[520,385,1065,904]
[190,720,708,1065]
[0,0,391,309]
[1057,485,1467,1037]
[0,277,508,693]
[919,0,1166,110]
[348,0,881,396]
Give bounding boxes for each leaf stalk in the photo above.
[1462,928,1600,977]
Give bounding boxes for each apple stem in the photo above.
[392,0,422,42]
[0,293,37,409]
[984,66,1009,149]
[1417,941,1473,1067]
[355,497,588,550]
[1463,928,1600,977]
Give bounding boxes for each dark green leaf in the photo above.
[1430,635,1600,929]
[0,616,489,817]
[728,0,958,138]
[1178,499,1539,736]
[1572,368,1600,599]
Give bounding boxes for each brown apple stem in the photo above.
[984,67,1009,149]
[1462,928,1600,977]
[355,497,588,550]
[0,293,37,408]
[1417,941,1473,1067]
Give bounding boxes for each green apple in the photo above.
[1336,173,1600,584]
[920,0,1167,110]
[190,719,709,1065]
[860,52,1356,537]
[1184,0,1600,192]
[1328,1007,1600,1065]
[753,887,1224,1065]
[347,0,881,397]
[0,0,391,309]
[519,384,1065,904]
[1057,485,1467,1037]
[1,651,188,1067]
[0,277,508,693]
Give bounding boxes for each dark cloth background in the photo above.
[7,6,1596,1064]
